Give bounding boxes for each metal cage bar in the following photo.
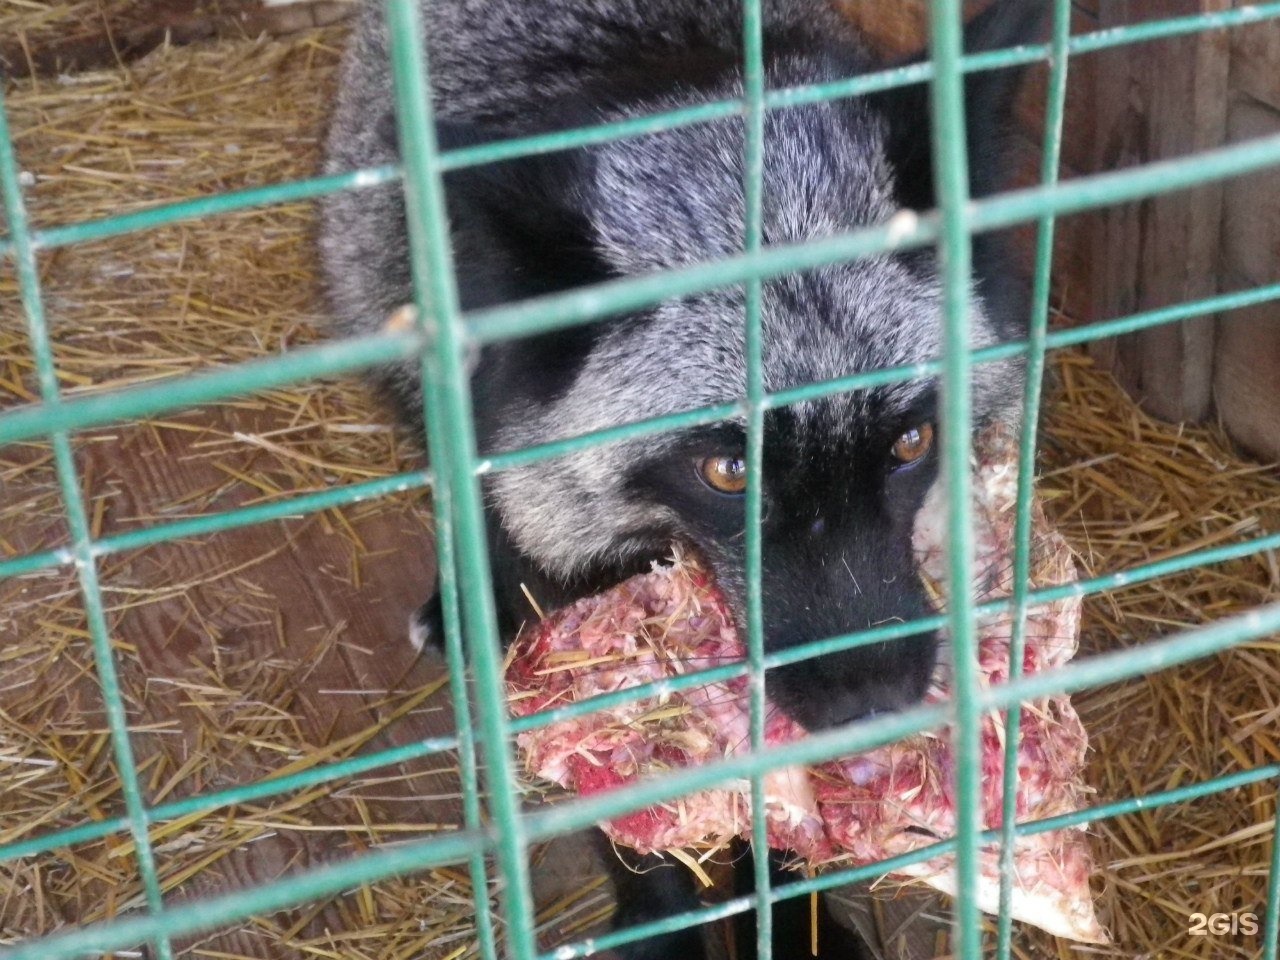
[740,0,775,955]
[2,0,1279,956]
[0,87,175,960]
[0,736,458,865]
[5,525,1278,876]
[548,758,1280,959]
[398,15,499,956]
[996,1,1073,954]
[9,599,1279,960]
[383,2,538,959]
[10,126,1280,449]
[5,0,1280,264]
[1267,784,1280,960]
[922,2,982,952]
[3,277,1280,584]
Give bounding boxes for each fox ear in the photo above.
[871,1,1048,210]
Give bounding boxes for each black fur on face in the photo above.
[621,389,942,731]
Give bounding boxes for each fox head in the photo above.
[319,1,1043,730]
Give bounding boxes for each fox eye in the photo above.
[891,423,934,465]
[698,456,747,494]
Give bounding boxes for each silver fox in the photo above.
[319,2,1041,956]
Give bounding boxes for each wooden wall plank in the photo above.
[0,0,353,78]
[1214,98,1280,461]
[1087,0,1232,423]
[1231,17,1280,114]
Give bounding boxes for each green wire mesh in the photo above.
[2,1,1280,958]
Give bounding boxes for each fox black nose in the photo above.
[804,682,921,731]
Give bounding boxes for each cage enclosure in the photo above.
[1,2,1279,959]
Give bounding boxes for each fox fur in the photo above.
[319,2,1042,955]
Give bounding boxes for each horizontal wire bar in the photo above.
[344,525,1280,742]
[477,402,745,475]
[6,263,1275,482]
[2,259,1271,581]
[0,329,424,445]
[481,277,1280,473]
[500,618,930,740]
[465,130,1280,346]
[477,355,946,474]
[13,753,1273,960]
[4,271,1272,584]
[0,827,488,960]
[7,136,1280,452]
[0,69,923,262]
[1072,2,1280,53]
[760,527,1280,678]
[0,543,69,578]
[438,100,743,171]
[0,469,433,581]
[508,661,748,735]
[12,527,1274,866]
[995,601,1280,706]
[479,269,1275,488]
[95,470,433,557]
[7,604,1277,959]
[544,844,954,960]
[10,516,1266,800]
[4,0,1278,263]
[17,166,400,254]
[1045,279,1280,349]
[0,818,130,865]
[543,760,1280,959]
[466,213,938,345]
[3,490,1274,754]
[0,736,458,865]
[146,736,460,822]
[521,601,1280,840]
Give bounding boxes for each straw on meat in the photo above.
[506,426,1106,944]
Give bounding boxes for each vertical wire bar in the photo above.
[0,87,174,960]
[416,345,499,953]
[384,2,539,958]
[995,3,1072,956]
[432,522,499,960]
[740,0,773,957]
[394,3,497,945]
[1264,784,1280,960]
[923,3,981,957]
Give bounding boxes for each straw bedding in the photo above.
[1,27,609,959]
[1,20,1278,960]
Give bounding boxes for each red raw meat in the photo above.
[506,427,1106,944]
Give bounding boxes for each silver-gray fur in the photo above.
[319,0,1024,588]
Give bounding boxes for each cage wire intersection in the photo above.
[2,1,1280,958]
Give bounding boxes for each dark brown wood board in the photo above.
[0,0,353,78]
[1215,96,1280,462]
[1087,0,1232,423]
